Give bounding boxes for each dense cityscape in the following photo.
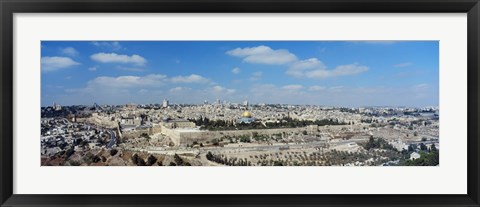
[41,100,439,166]
[41,41,439,166]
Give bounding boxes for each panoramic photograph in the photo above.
[40,41,439,166]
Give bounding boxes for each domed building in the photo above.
[237,111,255,124]
[242,111,252,118]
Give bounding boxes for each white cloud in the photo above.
[231,67,241,74]
[90,53,146,66]
[84,74,167,89]
[248,84,309,104]
[227,45,272,56]
[251,84,276,95]
[170,74,211,84]
[115,66,145,72]
[138,89,148,94]
[91,41,123,51]
[64,73,220,105]
[226,45,297,65]
[352,87,388,94]
[286,58,368,79]
[305,63,369,79]
[227,46,368,79]
[60,47,79,56]
[282,84,304,91]
[286,58,326,78]
[250,71,263,81]
[329,86,345,91]
[309,85,326,91]
[63,74,169,105]
[169,87,192,93]
[394,62,413,68]
[41,56,80,72]
[211,85,236,94]
[88,66,97,71]
[414,83,430,90]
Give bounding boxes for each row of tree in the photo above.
[206,152,251,166]
[169,154,191,166]
[362,136,398,151]
[131,154,160,166]
[190,116,347,131]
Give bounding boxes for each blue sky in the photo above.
[41,41,438,107]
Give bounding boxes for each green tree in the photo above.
[146,155,158,166]
[419,143,428,151]
[65,147,75,159]
[174,154,184,166]
[110,149,118,156]
[131,154,146,166]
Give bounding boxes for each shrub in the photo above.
[131,154,146,166]
[68,160,81,166]
[110,149,118,156]
[65,147,75,159]
[146,155,158,166]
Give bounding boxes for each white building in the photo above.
[162,99,169,108]
[53,102,62,111]
[410,152,421,160]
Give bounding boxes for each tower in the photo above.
[162,99,169,108]
[52,102,62,111]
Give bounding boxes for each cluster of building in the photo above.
[41,118,114,157]
[41,100,439,166]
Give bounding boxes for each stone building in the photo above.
[163,119,196,129]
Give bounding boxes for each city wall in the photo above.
[87,113,117,128]
[122,125,162,140]
[161,126,321,146]
[162,124,362,146]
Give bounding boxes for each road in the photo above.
[106,130,116,149]
[127,140,333,156]
[83,122,117,149]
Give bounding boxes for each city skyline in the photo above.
[41,41,439,107]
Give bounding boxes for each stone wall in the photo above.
[87,113,117,128]
[160,126,182,145]
[162,126,313,146]
[121,125,162,140]
[162,124,363,146]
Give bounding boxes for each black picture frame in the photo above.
[1,0,479,206]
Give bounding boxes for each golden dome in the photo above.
[242,111,253,118]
